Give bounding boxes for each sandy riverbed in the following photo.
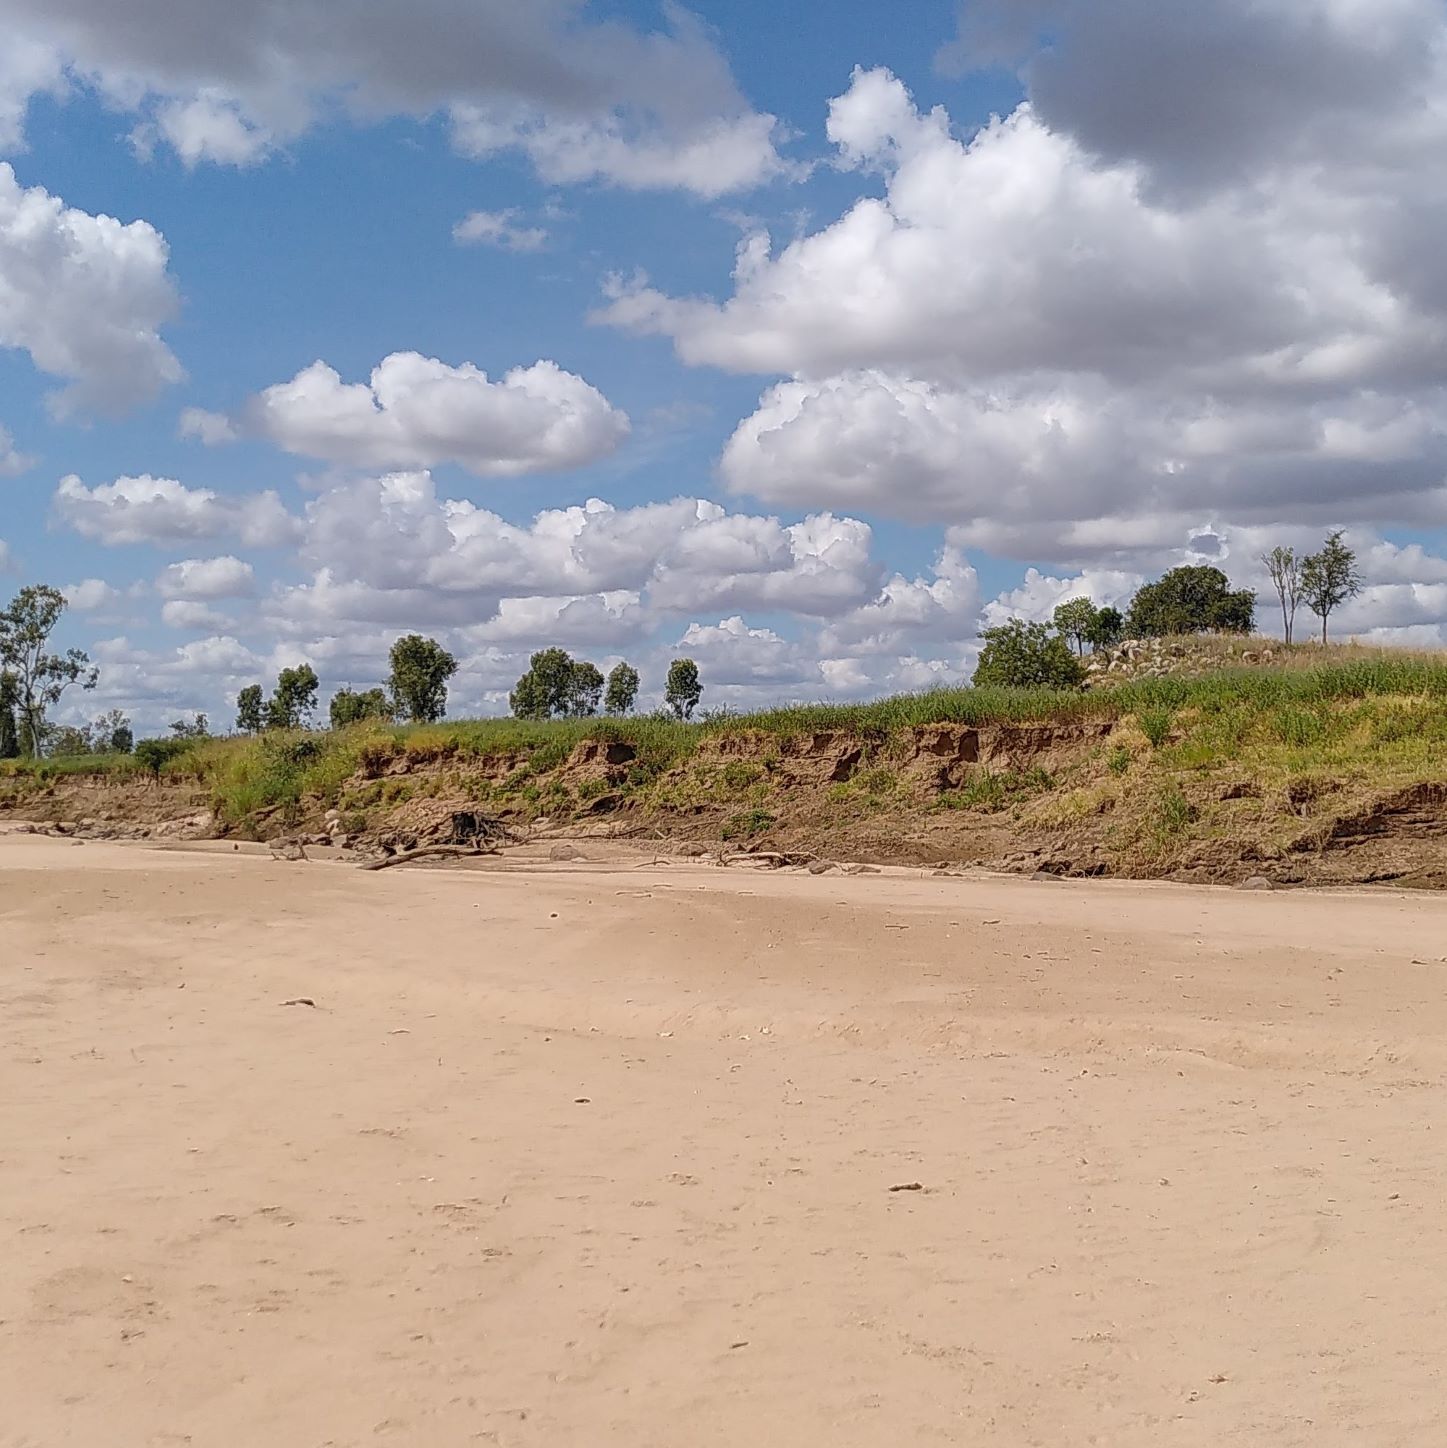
[4,833,1447,1446]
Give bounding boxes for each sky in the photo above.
[2,0,1446,731]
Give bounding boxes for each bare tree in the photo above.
[1260,546,1303,645]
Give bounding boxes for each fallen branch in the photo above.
[360,843,494,872]
[718,850,820,870]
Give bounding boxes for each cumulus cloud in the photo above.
[155,556,256,600]
[242,353,629,476]
[54,474,299,547]
[160,599,235,631]
[603,58,1447,582]
[0,0,787,193]
[452,209,549,252]
[0,164,181,415]
[0,421,32,476]
[178,407,239,445]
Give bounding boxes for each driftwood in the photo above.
[360,843,495,872]
[718,850,820,870]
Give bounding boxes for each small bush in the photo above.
[1154,782,1194,834]
[722,807,776,840]
[720,759,762,790]
[1138,709,1174,748]
[1107,745,1131,775]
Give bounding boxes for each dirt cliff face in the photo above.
[4,719,1445,889]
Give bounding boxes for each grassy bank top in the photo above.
[4,642,1447,786]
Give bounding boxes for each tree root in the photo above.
[360,843,496,871]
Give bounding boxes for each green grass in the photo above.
[7,648,1447,837]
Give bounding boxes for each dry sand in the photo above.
[4,834,1447,1447]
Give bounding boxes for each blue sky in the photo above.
[2,0,1446,730]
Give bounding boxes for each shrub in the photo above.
[973,619,1086,690]
[1138,708,1174,748]
[722,807,776,840]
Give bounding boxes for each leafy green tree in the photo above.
[388,634,458,722]
[665,658,703,720]
[510,647,576,719]
[170,713,209,739]
[134,737,193,779]
[266,664,319,730]
[235,684,264,734]
[330,686,394,729]
[48,725,93,756]
[1260,545,1303,645]
[0,585,98,756]
[1085,606,1125,651]
[972,619,1086,689]
[1126,566,1255,637]
[1300,531,1363,644]
[604,662,640,715]
[1052,597,1099,656]
[566,660,605,717]
[0,671,19,759]
[92,708,132,753]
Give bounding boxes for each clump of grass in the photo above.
[1154,782,1194,834]
[938,767,1054,813]
[1137,708,1174,748]
[1106,745,1132,775]
[722,807,776,841]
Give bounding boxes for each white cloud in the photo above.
[54,474,299,547]
[819,546,980,655]
[178,407,239,445]
[602,60,1447,570]
[155,555,256,600]
[452,209,548,252]
[160,599,234,631]
[0,421,32,476]
[0,0,786,193]
[245,352,629,476]
[981,567,1144,629]
[63,578,123,611]
[0,164,181,415]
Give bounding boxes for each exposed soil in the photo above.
[4,721,1445,888]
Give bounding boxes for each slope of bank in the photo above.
[4,647,1446,887]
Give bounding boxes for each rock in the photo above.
[807,859,838,875]
[324,808,342,824]
[1240,875,1276,891]
[676,843,708,857]
[549,843,585,861]
[840,863,881,876]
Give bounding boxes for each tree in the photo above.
[563,660,603,717]
[604,662,640,716]
[1085,606,1125,651]
[388,634,458,723]
[972,619,1086,689]
[330,686,394,729]
[92,708,132,753]
[1126,566,1255,637]
[170,713,209,739]
[1300,531,1363,644]
[1261,546,1303,645]
[266,664,319,730]
[1052,597,1099,656]
[0,585,98,757]
[665,658,702,720]
[0,671,19,759]
[510,647,577,719]
[235,684,265,734]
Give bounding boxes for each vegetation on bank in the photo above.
[5,644,1446,850]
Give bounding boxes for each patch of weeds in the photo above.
[1138,708,1174,748]
[720,759,763,791]
[577,777,612,801]
[860,767,899,796]
[938,766,1054,813]
[1273,706,1328,748]
[722,807,776,841]
[1153,782,1194,834]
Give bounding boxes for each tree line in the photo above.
[975,534,1364,689]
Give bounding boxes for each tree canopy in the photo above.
[0,585,98,757]
[388,634,457,723]
[330,686,394,729]
[1301,532,1362,644]
[665,658,703,720]
[604,662,640,716]
[266,664,319,730]
[1126,566,1255,637]
[972,619,1085,689]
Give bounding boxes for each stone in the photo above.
[807,859,838,875]
[549,843,585,861]
[1240,876,1275,891]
